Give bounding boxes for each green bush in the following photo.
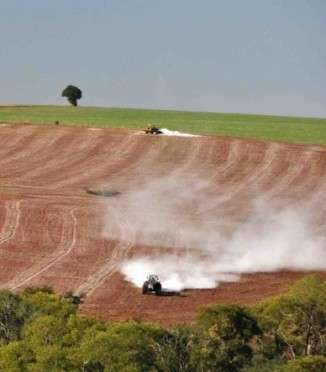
[0,276,324,371]
[196,304,261,371]
[254,275,326,360]
[277,355,326,371]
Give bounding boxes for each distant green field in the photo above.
[0,105,325,145]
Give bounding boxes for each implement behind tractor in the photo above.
[142,275,162,295]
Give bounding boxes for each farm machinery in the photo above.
[143,125,163,135]
[142,275,162,295]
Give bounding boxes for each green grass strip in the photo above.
[0,105,325,145]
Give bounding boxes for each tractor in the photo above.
[142,275,162,295]
[143,125,163,135]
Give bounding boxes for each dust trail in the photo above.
[102,173,326,291]
[160,128,198,137]
[7,207,77,290]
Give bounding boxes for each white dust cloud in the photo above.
[160,128,198,137]
[102,174,326,291]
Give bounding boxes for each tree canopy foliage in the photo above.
[61,85,82,106]
[0,275,324,371]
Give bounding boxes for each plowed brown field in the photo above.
[0,123,325,326]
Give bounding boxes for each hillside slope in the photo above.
[0,123,325,325]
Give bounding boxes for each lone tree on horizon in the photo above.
[62,85,82,106]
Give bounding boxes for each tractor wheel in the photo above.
[142,281,149,294]
[153,282,162,295]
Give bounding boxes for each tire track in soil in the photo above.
[195,144,325,230]
[292,152,326,196]
[130,135,204,186]
[7,207,77,290]
[0,126,40,162]
[264,149,315,200]
[0,128,47,168]
[1,129,74,180]
[26,131,102,185]
[0,201,21,246]
[201,144,322,217]
[74,205,133,297]
[194,141,279,214]
[50,133,140,189]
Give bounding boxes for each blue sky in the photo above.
[0,0,325,117]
